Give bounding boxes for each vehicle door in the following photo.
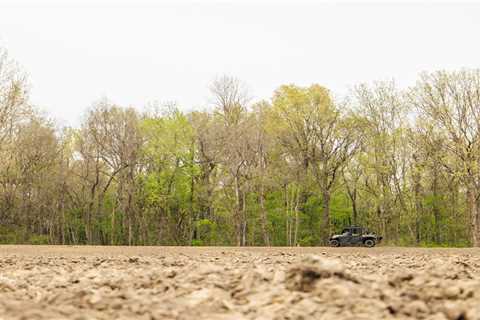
[350,227,363,245]
[339,229,352,245]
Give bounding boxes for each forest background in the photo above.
[1,47,479,247]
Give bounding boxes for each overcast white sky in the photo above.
[1,1,479,126]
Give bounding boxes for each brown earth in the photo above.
[0,246,479,320]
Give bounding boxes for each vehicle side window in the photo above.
[342,229,350,235]
[352,228,361,236]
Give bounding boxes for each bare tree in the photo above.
[353,81,411,242]
[410,70,480,246]
[210,76,256,245]
[271,84,361,244]
[76,100,143,244]
[210,75,250,125]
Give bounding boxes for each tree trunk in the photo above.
[189,142,197,244]
[242,189,247,246]
[344,179,358,225]
[413,166,422,245]
[321,190,330,245]
[284,184,289,246]
[60,186,66,245]
[234,175,242,246]
[294,192,300,246]
[378,204,387,243]
[85,207,92,244]
[432,167,441,244]
[128,216,132,246]
[451,185,458,244]
[351,198,358,226]
[468,186,480,247]
[111,204,116,245]
[259,185,270,246]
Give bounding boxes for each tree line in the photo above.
[1,47,479,246]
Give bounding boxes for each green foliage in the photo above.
[0,226,24,244]
[28,235,50,245]
[0,227,49,245]
[330,192,354,229]
[191,239,203,246]
[195,219,218,245]
[298,235,315,246]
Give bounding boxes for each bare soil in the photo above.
[0,246,479,320]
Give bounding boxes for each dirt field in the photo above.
[0,246,479,320]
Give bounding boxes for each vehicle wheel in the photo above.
[364,239,375,248]
[329,239,340,247]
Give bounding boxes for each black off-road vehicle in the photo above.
[329,226,382,247]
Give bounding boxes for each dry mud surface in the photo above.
[0,246,480,320]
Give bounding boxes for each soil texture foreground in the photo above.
[0,246,479,320]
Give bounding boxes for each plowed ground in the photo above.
[0,246,479,320]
